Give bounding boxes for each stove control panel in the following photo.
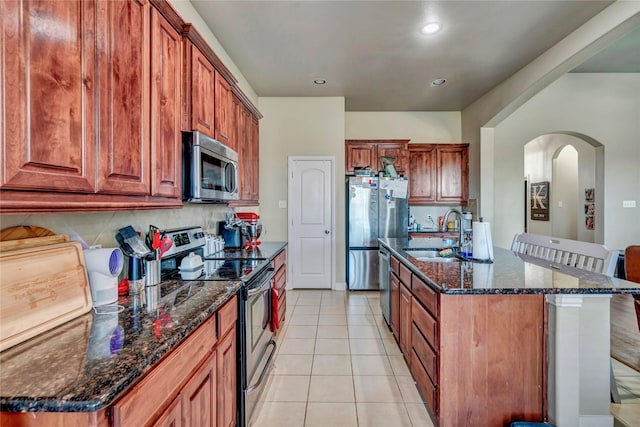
[160,226,206,259]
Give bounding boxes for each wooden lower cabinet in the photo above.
[153,395,182,427]
[272,249,287,335]
[183,350,217,427]
[397,270,545,426]
[217,329,236,427]
[115,296,237,427]
[389,272,400,337]
[399,283,412,364]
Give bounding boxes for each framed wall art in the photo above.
[530,181,549,221]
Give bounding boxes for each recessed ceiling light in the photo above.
[431,78,446,87]
[421,23,441,35]
[314,79,327,85]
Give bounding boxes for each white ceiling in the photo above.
[190,1,638,112]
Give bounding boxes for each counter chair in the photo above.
[511,233,622,403]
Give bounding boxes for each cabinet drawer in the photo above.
[411,323,437,384]
[411,275,438,317]
[274,266,286,291]
[411,349,438,418]
[399,262,412,284]
[273,249,286,272]
[218,295,237,339]
[412,299,437,349]
[390,256,400,275]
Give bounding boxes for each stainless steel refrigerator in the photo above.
[346,176,408,290]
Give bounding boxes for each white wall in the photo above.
[169,0,258,106]
[462,2,640,221]
[524,135,596,243]
[345,112,461,142]
[258,97,346,280]
[492,74,640,250]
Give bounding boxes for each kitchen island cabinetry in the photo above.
[408,144,468,205]
[387,252,544,426]
[345,140,409,175]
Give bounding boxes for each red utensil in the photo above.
[152,231,161,250]
[158,236,173,258]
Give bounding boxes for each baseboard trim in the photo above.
[333,282,347,291]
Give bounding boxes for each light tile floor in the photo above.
[251,290,434,427]
[251,289,640,427]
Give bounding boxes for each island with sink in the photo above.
[379,237,640,427]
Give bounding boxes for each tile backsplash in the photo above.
[409,199,478,230]
[0,204,246,249]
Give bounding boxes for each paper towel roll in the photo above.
[472,221,494,261]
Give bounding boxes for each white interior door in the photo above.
[288,157,334,289]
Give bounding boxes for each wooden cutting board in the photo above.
[0,225,55,241]
[0,241,93,351]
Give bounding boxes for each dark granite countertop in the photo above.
[0,241,288,413]
[380,238,640,295]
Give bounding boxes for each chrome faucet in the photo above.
[442,208,463,250]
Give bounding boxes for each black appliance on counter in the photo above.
[157,226,276,427]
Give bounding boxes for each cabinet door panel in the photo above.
[250,115,259,201]
[183,350,217,427]
[217,328,236,427]
[399,283,412,362]
[390,272,400,338]
[152,394,182,427]
[150,8,181,198]
[1,0,96,192]
[345,142,377,175]
[96,0,150,195]
[190,47,215,136]
[437,145,468,204]
[215,72,233,149]
[238,104,252,200]
[408,145,436,204]
[378,142,408,174]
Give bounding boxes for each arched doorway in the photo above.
[523,133,603,244]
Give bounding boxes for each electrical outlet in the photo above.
[278,200,287,209]
[622,200,636,208]
[427,214,433,221]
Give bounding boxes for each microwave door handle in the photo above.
[223,162,237,193]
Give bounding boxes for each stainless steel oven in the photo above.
[240,265,276,427]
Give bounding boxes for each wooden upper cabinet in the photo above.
[250,115,260,201]
[436,145,468,204]
[189,45,216,137]
[215,72,234,150]
[408,144,468,205]
[345,141,378,174]
[234,103,259,205]
[408,145,437,204]
[96,0,151,195]
[150,7,182,198]
[345,140,409,175]
[378,142,408,175]
[1,0,96,193]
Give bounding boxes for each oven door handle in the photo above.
[246,339,277,393]
[246,267,276,297]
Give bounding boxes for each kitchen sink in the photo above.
[403,248,456,262]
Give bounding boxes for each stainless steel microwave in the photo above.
[182,131,239,203]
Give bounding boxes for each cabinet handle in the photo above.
[220,131,229,139]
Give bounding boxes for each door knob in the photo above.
[324,230,330,235]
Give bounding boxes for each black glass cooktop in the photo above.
[170,258,267,282]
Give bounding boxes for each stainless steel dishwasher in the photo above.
[379,247,391,326]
